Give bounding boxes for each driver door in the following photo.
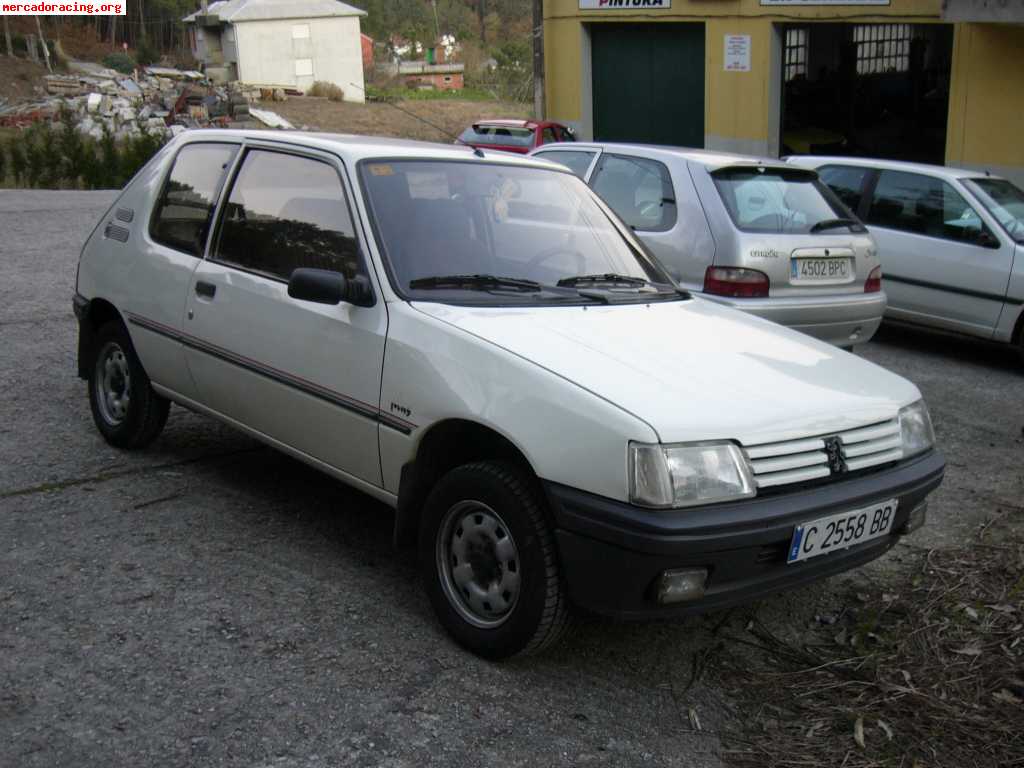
[182,144,388,485]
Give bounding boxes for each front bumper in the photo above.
[543,450,944,619]
[702,290,887,347]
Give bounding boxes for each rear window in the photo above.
[150,143,237,257]
[459,125,534,148]
[712,167,845,234]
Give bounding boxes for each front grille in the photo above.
[743,418,902,489]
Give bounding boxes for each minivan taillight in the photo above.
[703,267,770,298]
[865,265,882,293]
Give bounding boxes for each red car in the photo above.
[457,119,575,154]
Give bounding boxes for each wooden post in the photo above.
[532,0,544,120]
[3,16,14,57]
[34,16,52,72]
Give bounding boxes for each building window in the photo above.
[784,27,808,82]
[295,58,314,77]
[854,24,911,74]
[292,24,310,39]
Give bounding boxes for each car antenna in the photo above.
[348,82,485,157]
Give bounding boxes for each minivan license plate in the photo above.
[791,258,851,282]
[787,499,898,564]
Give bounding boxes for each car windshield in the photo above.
[963,177,1024,243]
[359,160,678,304]
[459,125,534,148]
[712,167,849,234]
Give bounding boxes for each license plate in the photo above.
[790,258,851,283]
[787,499,898,564]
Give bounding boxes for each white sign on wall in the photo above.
[579,0,672,9]
[724,35,751,72]
[760,1,888,5]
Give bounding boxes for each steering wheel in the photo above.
[526,246,587,274]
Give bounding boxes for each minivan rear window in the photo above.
[712,167,847,234]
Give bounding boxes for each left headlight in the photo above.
[629,441,756,509]
[899,400,935,458]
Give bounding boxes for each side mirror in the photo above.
[288,268,374,306]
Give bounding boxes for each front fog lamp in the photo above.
[898,400,935,459]
[629,441,756,508]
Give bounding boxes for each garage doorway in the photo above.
[590,23,705,148]
[779,23,953,163]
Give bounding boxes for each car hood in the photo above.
[411,297,920,445]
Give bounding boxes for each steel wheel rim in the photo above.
[436,500,521,629]
[95,341,131,426]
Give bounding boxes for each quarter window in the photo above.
[590,154,677,232]
[535,150,596,179]
[214,149,360,281]
[866,170,991,245]
[150,143,237,257]
[818,165,871,215]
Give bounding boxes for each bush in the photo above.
[307,81,345,101]
[102,52,136,74]
[134,39,158,67]
[2,120,167,190]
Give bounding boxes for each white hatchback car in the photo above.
[787,156,1024,352]
[75,131,944,659]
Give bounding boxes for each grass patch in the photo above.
[716,513,1024,768]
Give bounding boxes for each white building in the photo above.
[183,0,367,102]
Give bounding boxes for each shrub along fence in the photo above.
[1,109,167,190]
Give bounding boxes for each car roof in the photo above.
[785,155,1004,183]
[172,128,563,169]
[532,141,797,172]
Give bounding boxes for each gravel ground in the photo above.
[1,189,1021,767]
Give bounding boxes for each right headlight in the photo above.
[629,441,756,509]
[899,399,935,458]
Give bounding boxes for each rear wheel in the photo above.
[88,320,169,449]
[419,461,570,660]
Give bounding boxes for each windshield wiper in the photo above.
[810,217,865,233]
[409,274,543,292]
[557,273,651,288]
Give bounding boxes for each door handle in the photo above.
[195,281,217,298]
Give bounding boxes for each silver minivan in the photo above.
[531,143,886,348]
[787,156,1024,354]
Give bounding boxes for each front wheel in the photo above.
[419,461,570,660]
[88,320,170,449]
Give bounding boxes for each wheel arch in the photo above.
[393,418,539,549]
[76,297,125,379]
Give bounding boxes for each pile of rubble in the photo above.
[0,64,295,137]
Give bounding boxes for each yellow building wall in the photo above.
[946,23,1024,183]
[543,0,974,158]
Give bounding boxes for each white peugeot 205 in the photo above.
[74,131,945,659]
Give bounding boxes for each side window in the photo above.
[214,149,360,281]
[866,170,991,244]
[542,126,557,144]
[150,143,237,257]
[590,154,677,232]
[818,165,870,214]
[535,150,596,179]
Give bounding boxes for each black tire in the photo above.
[88,319,170,449]
[419,461,571,660]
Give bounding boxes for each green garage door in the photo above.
[591,23,705,148]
